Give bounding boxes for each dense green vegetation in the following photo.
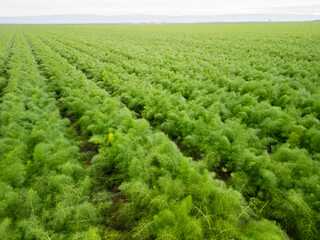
[0,22,319,239]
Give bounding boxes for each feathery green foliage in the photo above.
[1,23,320,239]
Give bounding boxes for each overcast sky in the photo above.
[1,0,320,16]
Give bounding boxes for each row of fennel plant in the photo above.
[0,31,103,239]
[0,30,16,92]
[32,28,320,239]
[40,28,320,155]
[23,30,289,239]
[41,25,320,114]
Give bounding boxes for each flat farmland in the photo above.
[0,22,320,239]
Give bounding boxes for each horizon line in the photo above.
[1,12,320,18]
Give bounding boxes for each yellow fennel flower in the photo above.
[102,70,107,77]
[108,133,115,143]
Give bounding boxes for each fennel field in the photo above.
[0,22,320,239]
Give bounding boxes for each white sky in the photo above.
[1,0,320,16]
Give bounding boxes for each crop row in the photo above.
[39,30,320,156]
[0,31,103,239]
[41,26,320,111]
[30,29,320,239]
[23,30,289,239]
[0,30,16,92]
